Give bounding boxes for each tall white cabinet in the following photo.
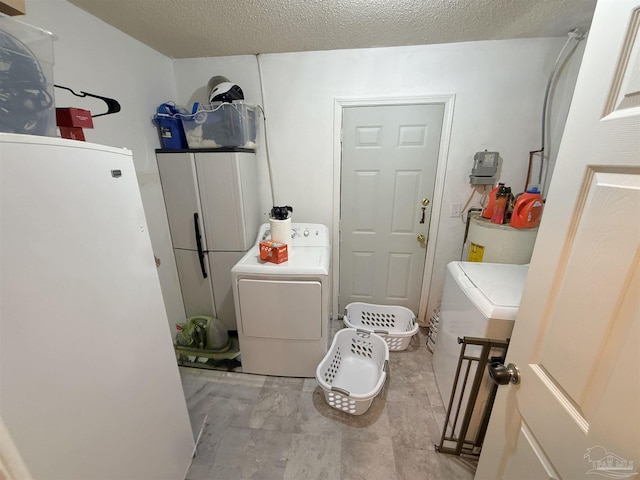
[157,150,259,331]
[0,134,194,480]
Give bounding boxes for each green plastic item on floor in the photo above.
[174,315,230,352]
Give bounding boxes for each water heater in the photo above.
[464,213,538,264]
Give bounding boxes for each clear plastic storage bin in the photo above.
[180,103,259,149]
[0,15,56,137]
[343,302,419,351]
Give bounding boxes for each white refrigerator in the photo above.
[0,134,195,480]
[157,150,259,331]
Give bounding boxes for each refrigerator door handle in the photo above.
[193,212,208,279]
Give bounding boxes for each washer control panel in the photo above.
[257,223,329,247]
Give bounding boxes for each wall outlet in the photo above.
[450,203,462,218]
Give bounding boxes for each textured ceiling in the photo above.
[68,0,597,59]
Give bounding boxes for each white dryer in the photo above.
[433,261,528,442]
[231,223,331,377]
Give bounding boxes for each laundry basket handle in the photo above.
[331,386,350,396]
[374,329,389,335]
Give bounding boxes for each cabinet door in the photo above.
[195,152,258,251]
[157,152,206,250]
[174,249,215,318]
[208,251,246,331]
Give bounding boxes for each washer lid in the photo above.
[450,261,529,320]
[231,245,330,276]
[459,262,529,306]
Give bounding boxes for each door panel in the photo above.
[353,171,377,231]
[539,170,639,401]
[476,2,640,478]
[157,152,203,250]
[386,253,412,299]
[174,249,215,319]
[208,251,245,331]
[352,252,375,296]
[195,152,258,251]
[340,104,444,313]
[391,171,421,232]
[237,279,322,340]
[501,423,559,480]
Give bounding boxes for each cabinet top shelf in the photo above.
[156,147,256,154]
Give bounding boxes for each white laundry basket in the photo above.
[343,302,419,351]
[315,328,389,415]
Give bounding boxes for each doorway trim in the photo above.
[332,94,455,323]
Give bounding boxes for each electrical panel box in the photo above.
[470,151,499,185]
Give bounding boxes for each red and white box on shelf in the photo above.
[259,241,288,264]
[56,107,94,141]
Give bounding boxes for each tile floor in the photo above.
[180,320,477,480]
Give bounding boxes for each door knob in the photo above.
[488,362,521,385]
[417,234,426,244]
[422,198,430,206]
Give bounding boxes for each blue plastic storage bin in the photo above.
[153,103,188,150]
[153,114,187,150]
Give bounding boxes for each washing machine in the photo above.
[432,260,528,442]
[231,223,331,377]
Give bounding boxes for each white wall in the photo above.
[20,1,584,325]
[173,56,275,223]
[22,0,186,331]
[174,39,584,321]
[544,38,587,195]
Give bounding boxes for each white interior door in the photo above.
[339,104,444,313]
[476,2,640,478]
